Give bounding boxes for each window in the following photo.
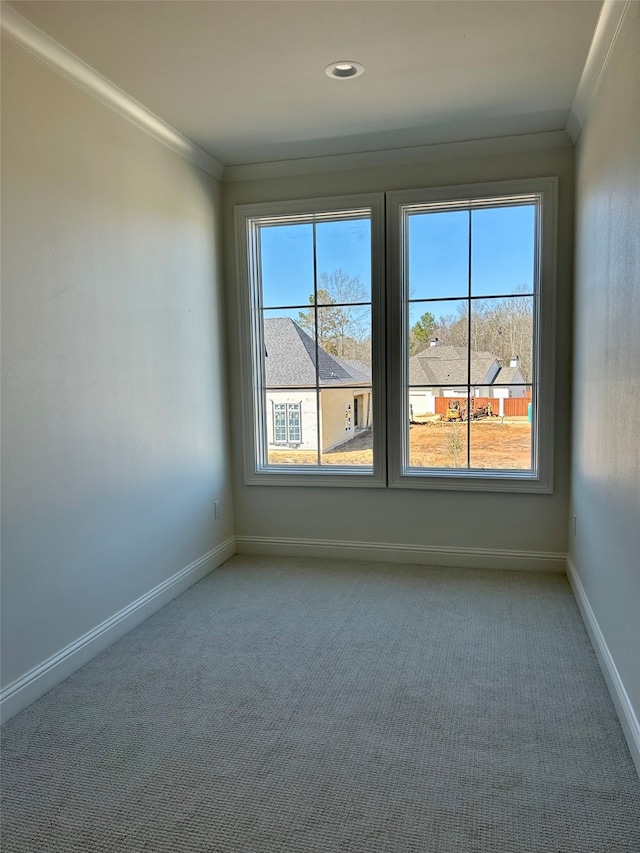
[235,194,386,486]
[236,179,556,492]
[273,402,301,445]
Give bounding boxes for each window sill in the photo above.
[389,468,552,493]
[246,466,551,493]
[246,466,384,488]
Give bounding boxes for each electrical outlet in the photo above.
[214,501,221,519]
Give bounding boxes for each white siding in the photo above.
[410,391,435,416]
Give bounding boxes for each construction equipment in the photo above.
[444,400,466,421]
[443,399,495,421]
[471,401,495,419]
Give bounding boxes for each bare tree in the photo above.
[297,269,370,361]
[431,294,533,379]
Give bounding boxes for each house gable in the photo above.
[264,318,371,387]
[409,345,500,387]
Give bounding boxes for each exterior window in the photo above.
[236,179,555,492]
[273,402,301,445]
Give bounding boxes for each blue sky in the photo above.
[260,204,535,322]
[408,204,535,305]
[261,218,371,308]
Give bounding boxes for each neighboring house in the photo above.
[264,318,372,452]
[409,344,527,416]
[492,356,529,402]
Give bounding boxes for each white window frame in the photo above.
[235,193,386,487]
[235,178,556,493]
[387,178,557,493]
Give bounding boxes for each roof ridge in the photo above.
[415,344,499,361]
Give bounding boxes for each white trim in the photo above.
[235,535,566,573]
[566,555,640,779]
[0,4,224,180]
[566,0,631,143]
[223,130,572,183]
[0,538,236,724]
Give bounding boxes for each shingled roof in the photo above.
[409,345,500,386]
[264,318,371,387]
[493,365,521,384]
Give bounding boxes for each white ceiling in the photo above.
[8,0,603,168]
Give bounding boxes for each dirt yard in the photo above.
[268,418,532,469]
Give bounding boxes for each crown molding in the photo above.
[0,3,225,180]
[566,0,631,143]
[222,130,573,183]
[1,0,600,183]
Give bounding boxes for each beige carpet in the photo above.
[2,555,639,852]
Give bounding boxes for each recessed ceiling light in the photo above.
[325,61,364,80]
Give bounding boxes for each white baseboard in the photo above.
[566,555,640,779]
[0,538,236,724]
[235,535,566,573]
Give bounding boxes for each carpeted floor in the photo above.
[2,555,639,852]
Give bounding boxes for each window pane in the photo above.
[407,389,469,469]
[315,306,371,386]
[407,210,469,300]
[263,307,306,324]
[320,388,373,467]
[263,310,321,465]
[266,390,319,466]
[260,223,314,308]
[315,219,371,303]
[263,309,318,388]
[471,205,535,297]
[469,387,533,470]
[470,296,534,384]
[409,339,470,392]
[274,404,287,443]
[408,300,468,355]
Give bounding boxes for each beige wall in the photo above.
[223,145,574,555]
[1,40,232,690]
[321,388,362,452]
[571,4,640,735]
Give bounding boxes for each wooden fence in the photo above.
[433,395,531,418]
